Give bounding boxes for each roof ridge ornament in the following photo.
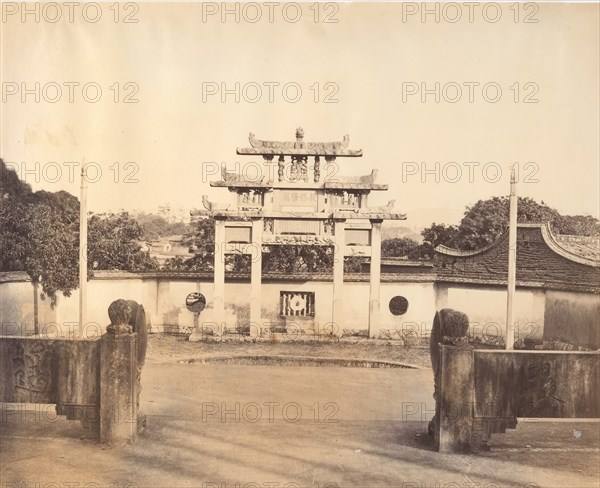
[241,129,359,156]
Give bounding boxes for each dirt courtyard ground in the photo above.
[1,335,598,488]
[146,333,433,367]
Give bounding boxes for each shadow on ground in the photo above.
[1,364,598,488]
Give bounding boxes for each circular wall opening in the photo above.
[186,292,206,313]
[389,296,409,316]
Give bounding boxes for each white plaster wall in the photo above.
[443,286,545,340]
[544,290,599,348]
[53,278,147,337]
[0,276,576,343]
[341,282,370,331]
[380,282,438,338]
[0,281,56,335]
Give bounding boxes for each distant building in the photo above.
[145,235,193,265]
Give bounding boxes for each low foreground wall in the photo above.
[0,314,145,445]
[435,345,600,453]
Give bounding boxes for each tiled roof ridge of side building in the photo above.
[541,224,600,267]
[435,223,600,267]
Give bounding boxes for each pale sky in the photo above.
[1,2,598,229]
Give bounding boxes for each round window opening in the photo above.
[186,292,206,313]
[389,296,409,316]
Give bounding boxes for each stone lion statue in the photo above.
[107,299,148,367]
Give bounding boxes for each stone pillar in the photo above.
[213,219,226,335]
[332,220,345,336]
[434,283,449,311]
[250,218,263,337]
[436,345,474,453]
[263,189,273,212]
[359,193,368,211]
[100,328,140,445]
[368,220,382,338]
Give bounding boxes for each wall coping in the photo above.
[2,269,597,293]
[472,348,600,355]
[435,223,600,268]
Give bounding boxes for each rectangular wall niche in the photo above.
[345,229,371,246]
[276,220,320,235]
[280,291,315,317]
[225,226,252,243]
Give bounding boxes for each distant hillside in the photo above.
[381,225,423,243]
[134,212,191,241]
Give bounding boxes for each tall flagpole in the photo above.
[505,165,518,350]
[79,167,88,337]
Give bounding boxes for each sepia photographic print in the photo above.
[0,2,599,488]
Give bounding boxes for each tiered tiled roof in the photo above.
[553,233,600,264]
[434,223,600,293]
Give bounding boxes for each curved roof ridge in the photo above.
[435,229,508,257]
[554,233,600,243]
[541,223,600,267]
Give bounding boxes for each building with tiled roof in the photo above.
[434,223,599,349]
[434,223,599,293]
[553,234,600,263]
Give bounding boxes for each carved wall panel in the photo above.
[280,291,315,317]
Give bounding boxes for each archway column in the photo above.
[369,219,382,338]
[213,218,225,334]
[250,218,263,337]
[332,220,345,336]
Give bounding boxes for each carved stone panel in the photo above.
[11,342,53,403]
[280,291,315,317]
[273,190,318,213]
[237,190,264,209]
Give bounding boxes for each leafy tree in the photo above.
[1,160,159,304]
[87,212,159,271]
[422,223,459,248]
[381,237,420,257]
[554,215,600,236]
[134,212,190,241]
[23,202,80,305]
[343,256,366,273]
[163,217,247,272]
[1,159,33,200]
[409,223,460,258]
[0,185,80,305]
[262,245,333,273]
[454,197,560,250]
[165,217,216,271]
[0,198,28,271]
[421,196,600,252]
[170,217,335,274]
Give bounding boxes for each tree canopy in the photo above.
[87,212,158,272]
[1,159,157,305]
[420,196,600,253]
[163,217,334,274]
[134,211,189,241]
[5,154,597,294]
[381,237,420,258]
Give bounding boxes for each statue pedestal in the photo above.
[100,331,142,445]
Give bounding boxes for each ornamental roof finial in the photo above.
[295,127,304,140]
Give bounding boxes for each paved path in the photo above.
[1,364,598,488]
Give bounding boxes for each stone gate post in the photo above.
[100,299,146,445]
[100,328,139,445]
